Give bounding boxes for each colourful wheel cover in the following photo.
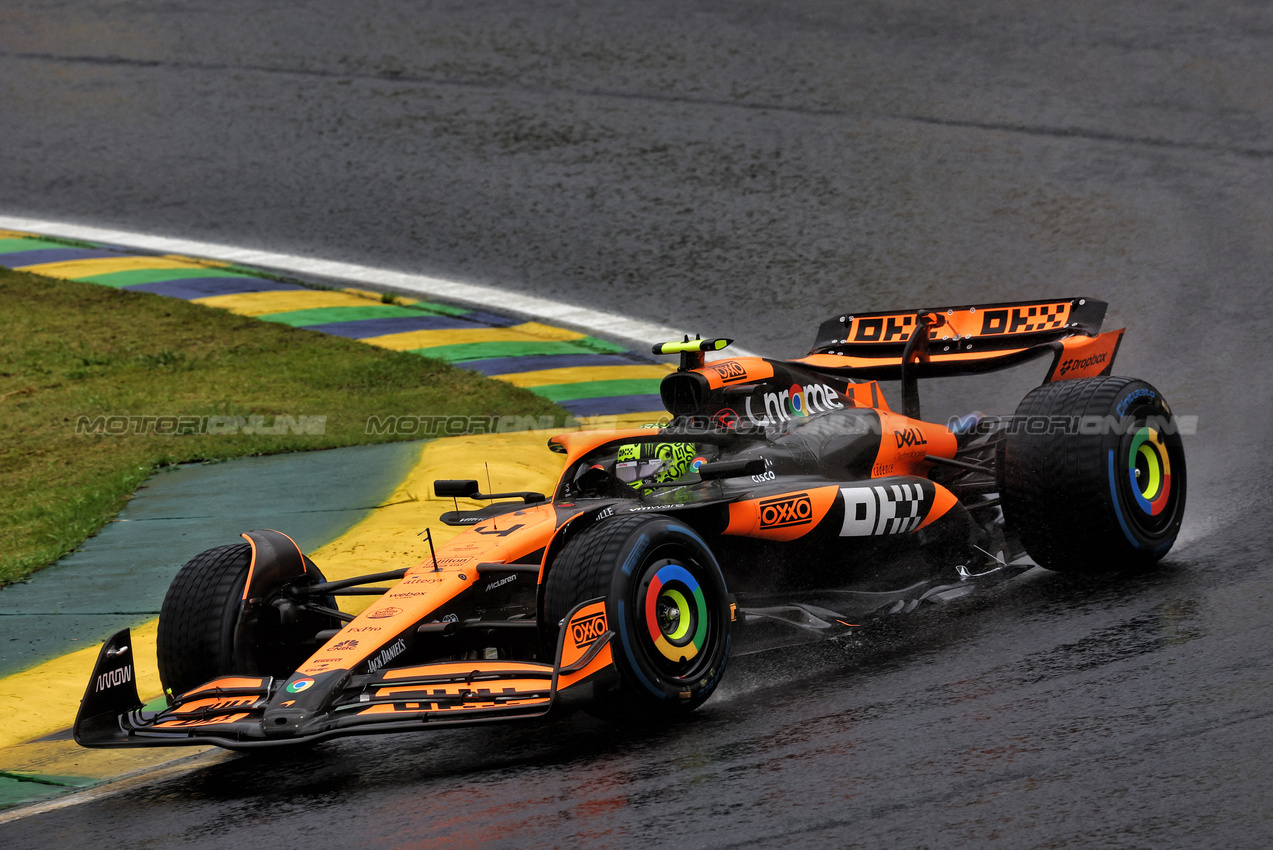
[643,563,709,663]
[1128,426,1172,516]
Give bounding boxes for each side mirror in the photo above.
[697,458,767,480]
[434,479,480,498]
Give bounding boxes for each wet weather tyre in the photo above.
[157,542,339,695]
[999,376,1186,573]
[544,514,731,719]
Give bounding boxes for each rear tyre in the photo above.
[999,376,1187,573]
[157,542,339,695]
[544,515,731,719]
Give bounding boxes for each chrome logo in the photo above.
[1128,426,1172,515]
[787,384,808,417]
[286,677,315,694]
[643,564,708,663]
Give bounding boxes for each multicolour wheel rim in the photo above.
[1127,426,1172,516]
[642,563,709,665]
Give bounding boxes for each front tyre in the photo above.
[544,514,731,719]
[999,376,1187,573]
[157,541,339,696]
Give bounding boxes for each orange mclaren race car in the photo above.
[76,297,1186,750]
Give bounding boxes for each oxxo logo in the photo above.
[759,493,814,529]
[709,361,749,383]
[572,612,608,649]
[894,428,928,449]
[745,382,842,426]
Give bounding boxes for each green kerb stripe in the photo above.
[78,268,261,287]
[0,775,72,808]
[260,305,453,326]
[409,337,627,362]
[0,238,69,254]
[397,300,471,318]
[528,378,664,402]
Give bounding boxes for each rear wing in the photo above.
[799,297,1123,417]
[804,297,1121,380]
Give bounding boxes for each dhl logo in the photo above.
[848,302,1072,343]
[851,314,922,343]
[759,493,814,529]
[171,695,260,716]
[978,304,1068,335]
[156,713,250,729]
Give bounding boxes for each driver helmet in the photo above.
[614,441,699,489]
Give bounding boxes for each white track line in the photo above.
[0,750,230,826]
[0,214,758,358]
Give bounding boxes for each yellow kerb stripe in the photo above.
[362,322,583,351]
[12,255,220,278]
[191,289,381,316]
[496,364,673,388]
[0,620,161,750]
[339,286,420,306]
[0,415,655,752]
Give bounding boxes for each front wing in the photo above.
[74,601,615,750]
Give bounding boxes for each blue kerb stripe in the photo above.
[126,278,306,298]
[462,353,645,376]
[303,315,486,339]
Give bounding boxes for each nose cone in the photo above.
[263,670,345,737]
[262,705,310,736]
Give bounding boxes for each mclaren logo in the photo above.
[759,493,814,529]
[571,612,608,649]
[485,574,518,592]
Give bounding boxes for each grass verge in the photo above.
[0,268,569,586]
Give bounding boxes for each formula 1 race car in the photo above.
[76,297,1186,750]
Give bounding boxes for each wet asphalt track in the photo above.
[3,1,1273,846]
